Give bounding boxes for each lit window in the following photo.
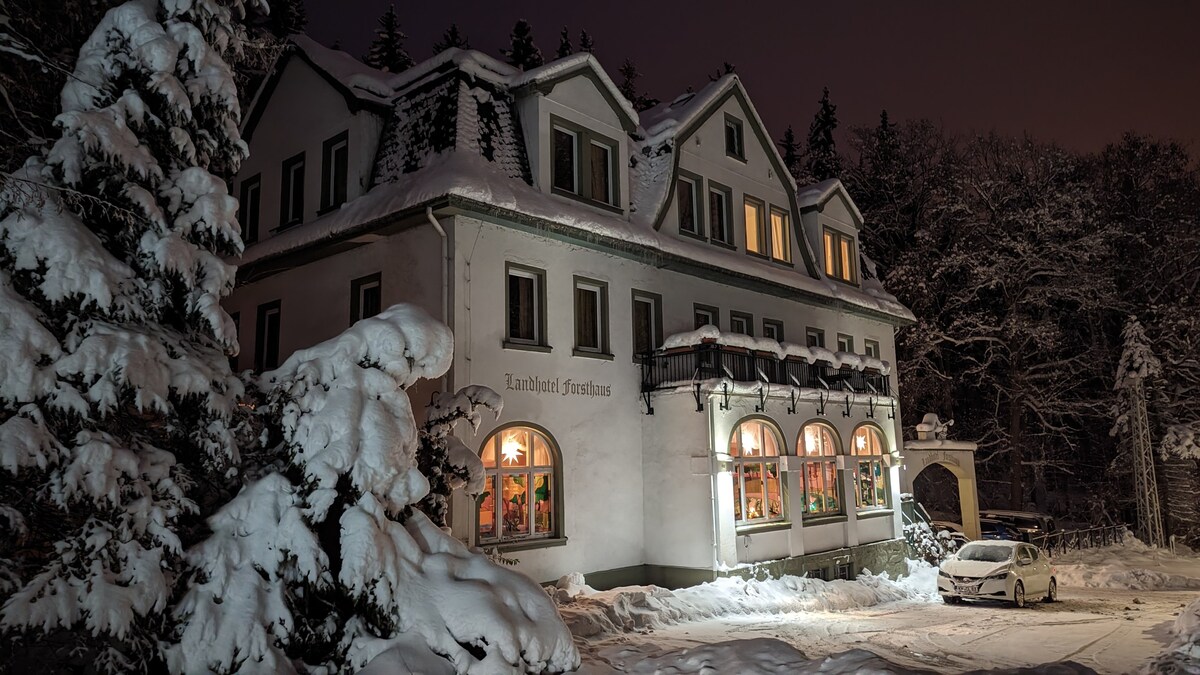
[770,207,791,263]
[321,131,348,211]
[729,419,785,526]
[574,277,608,354]
[239,175,261,244]
[725,115,745,159]
[280,152,305,228]
[479,426,559,543]
[552,126,578,194]
[709,185,732,244]
[506,265,545,346]
[837,334,854,353]
[677,176,700,236]
[631,290,661,356]
[351,273,381,324]
[800,423,840,516]
[806,327,825,348]
[852,426,888,510]
[744,197,765,255]
[823,228,858,283]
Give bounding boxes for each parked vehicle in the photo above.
[980,510,1057,541]
[979,517,1022,541]
[937,540,1057,607]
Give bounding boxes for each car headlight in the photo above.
[983,571,1009,581]
[938,569,952,578]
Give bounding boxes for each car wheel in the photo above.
[1044,578,1057,603]
[1013,580,1025,608]
[942,594,961,605]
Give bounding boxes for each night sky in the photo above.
[305,1,1200,153]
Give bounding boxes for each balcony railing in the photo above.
[639,342,890,397]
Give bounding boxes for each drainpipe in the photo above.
[425,206,450,328]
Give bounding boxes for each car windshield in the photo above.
[957,544,1014,562]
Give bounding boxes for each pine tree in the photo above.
[578,28,595,53]
[556,25,572,58]
[709,61,736,81]
[777,125,802,179]
[617,58,659,112]
[502,19,543,70]
[0,0,256,670]
[432,22,469,54]
[415,386,502,527]
[268,0,307,37]
[806,86,841,181]
[364,4,413,73]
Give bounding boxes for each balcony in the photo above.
[639,342,890,397]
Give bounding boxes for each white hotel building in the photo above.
[226,37,917,587]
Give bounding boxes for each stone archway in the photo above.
[900,415,982,540]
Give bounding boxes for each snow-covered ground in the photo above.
[559,539,1200,674]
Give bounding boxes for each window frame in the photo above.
[254,299,281,372]
[238,174,261,244]
[728,417,788,528]
[631,289,663,360]
[851,424,890,511]
[724,113,746,161]
[743,194,767,257]
[550,115,621,210]
[708,181,735,247]
[228,311,240,372]
[799,421,843,518]
[769,205,792,264]
[837,333,854,353]
[279,151,305,230]
[806,327,825,349]
[823,227,859,284]
[694,303,720,330]
[504,262,549,351]
[729,311,753,337]
[762,319,784,343]
[476,423,565,549]
[350,272,382,325]
[864,339,880,359]
[676,169,705,239]
[319,130,349,214]
[572,275,611,358]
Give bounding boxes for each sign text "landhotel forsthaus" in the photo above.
[504,373,612,398]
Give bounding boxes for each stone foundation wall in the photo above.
[719,538,909,582]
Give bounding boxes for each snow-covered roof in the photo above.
[510,53,639,130]
[797,178,865,227]
[289,35,394,106]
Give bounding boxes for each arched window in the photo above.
[799,423,841,516]
[478,425,559,543]
[728,419,785,526]
[852,425,888,510]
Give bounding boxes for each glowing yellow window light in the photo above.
[501,432,525,465]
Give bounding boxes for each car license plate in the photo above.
[956,583,979,594]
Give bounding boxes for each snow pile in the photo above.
[1052,533,1200,590]
[170,305,578,673]
[1142,596,1200,674]
[556,562,938,640]
[578,639,936,675]
[1162,422,1200,461]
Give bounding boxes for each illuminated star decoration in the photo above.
[501,437,524,465]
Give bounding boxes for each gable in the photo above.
[246,58,353,148]
[543,73,626,133]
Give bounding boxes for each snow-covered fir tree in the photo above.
[432,22,469,54]
[267,0,307,37]
[0,0,258,670]
[169,305,578,673]
[806,86,841,181]
[365,4,413,74]
[555,25,572,58]
[415,386,502,527]
[578,28,594,53]
[617,59,659,112]
[502,19,543,70]
[777,125,801,180]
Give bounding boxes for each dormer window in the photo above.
[677,174,701,237]
[724,114,745,160]
[550,116,620,209]
[320,131,348,213]
[769,207,791,264]
[823,228,858,283]
[280,152,305,229]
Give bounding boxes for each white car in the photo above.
[937,540,1056,608]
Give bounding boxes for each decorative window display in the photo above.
[852,425,889,510]
[800,422,841,516]
[728,419,786,526]
[478,426,558,544]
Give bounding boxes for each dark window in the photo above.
[351,273,382,324]
[321,131,349,211]
[228,311,240,371]
[725,115,745,159]
[763,319,784,342]
[677,177,699,235]
[631,290,662,357]
[806,327,825,349]
[238,175,261,244]
[709,185,732,244]
[280,152,305,229]
[589,141,613,205]
[255,300,281,371]
[864,339,880,359]
[835,562,854,580]
[552,127,577,193]
[837,334,854,353]
[573,278,607,354]
[507,265,545,345]
[694,304,719,330]
[730,312,752,336]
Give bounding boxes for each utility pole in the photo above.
[1129,376,1164,547]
